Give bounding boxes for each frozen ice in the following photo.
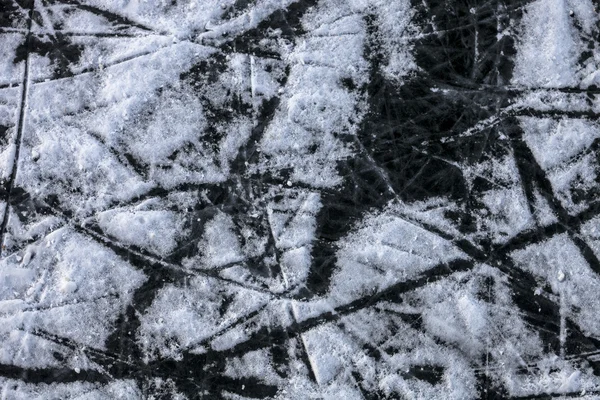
[1,0,600,398]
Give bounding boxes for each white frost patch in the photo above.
[5,210,63,251]
[521,117,600,171]
[268,190,321,289]
[370,0,418,81]
[513,90,598,115]
[96,209,184,256]
[224,349,281,384]
[549,153,598,214]
[257,3,370,188]
[580,217,600,261]
[133,93,205,164]
[479,186,532,242]
[0,87,21,181]
[327,200,465,305]
[520,117,600,214]
[94,42,211,121]
[268,191,320,250]
[513,0,582,87]
[18,116,152,216]
[297,306,478,399]
[406,266,543,366]
[123,86,216,187]
[512,234,600,338]
[198,212,244,269]
[532,189,558,226]
[41,7,128,34]
[0,378,141,399]
[463,151,534,242]
[567,0,600,88]
[197,0,299,43]
[138,276,269,360]
[301,324,362,386]
[567,0,599,34]
[505,358,600,398]
[391,197,463,238]
[0,227,146,350]
[0,34,25,85]
[0,329,95,370]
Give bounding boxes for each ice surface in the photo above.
[1,0,600,398]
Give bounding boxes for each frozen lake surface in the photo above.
[1,0,600,398]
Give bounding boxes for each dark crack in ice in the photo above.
[1,0,600,398]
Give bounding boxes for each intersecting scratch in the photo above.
[0,0,34,252]
[1,0,600,398]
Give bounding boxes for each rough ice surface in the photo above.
[0,0,600,398]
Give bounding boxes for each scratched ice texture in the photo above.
[0,0,600,398]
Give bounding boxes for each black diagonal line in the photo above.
[0,363,109,384]
[28,44,174,86]
[190,258,474,359]
[46,0,158,32]
[0,41,177,90]
[39,198,282,305]
[0,0,34,253]
[511,388,600,399]
[199,0,319,55]
[139,260,473,396]
[31,329,131,366]
[509,124,600,275]
[493,200,600,255]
